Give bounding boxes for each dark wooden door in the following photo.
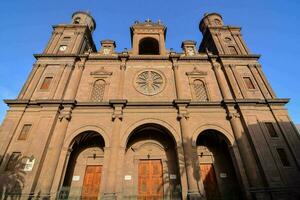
[200,164,220,200]
[138,160,163,200]
[81,165,102,200]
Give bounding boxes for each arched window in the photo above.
[193,80,208,101]
[74,17,81,24]
[228,46,238,55]
[214,18,222,26]
[91,79,106,101]
[139,37,160,55]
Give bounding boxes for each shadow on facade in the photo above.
[0,153,26,200]
[182,121,300,200]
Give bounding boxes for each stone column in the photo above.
[223,64,243,99]
[23,64,47,99]
[18,63,39,99]
[248,64,271,99]
[64,60,86,99]
[117,53,128,99]
[255,64,276,98]
[53,64,74,99]
[175,100,202,199]
[210,59,232,99]
[230,64,247,98]
[103,100,126,199]
[72,31,85,54]
[35,103,74,198]
[47,31,63,53]
[226,107,269,200]
[212,32,225,54]
[170,54,181,98]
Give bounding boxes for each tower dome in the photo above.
[199,13,223,34]
[72,11,96,32]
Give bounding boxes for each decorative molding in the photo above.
[58,106,73,121]
[227,112,240,120]
[90,67,113,77]
[186,67,208,76]
[134,69,165,96]
[173,99,190,120]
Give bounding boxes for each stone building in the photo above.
[0,11,300,200]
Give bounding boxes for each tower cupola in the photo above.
[72,11,96,32]
[199,13,223,34]
[130,19,167,55]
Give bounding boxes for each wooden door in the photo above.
[138,160,163,200]
[81,165,102,200]
[200,164,220,200]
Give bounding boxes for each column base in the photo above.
[187,191,203,200]
[102,193,117,200]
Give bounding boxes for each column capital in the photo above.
[110,99,127,121]
[174,99,190,120]
[227,112,241,120]
[58,103,75,121]
[119,52,129,70]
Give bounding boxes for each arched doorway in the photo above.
[123,123,181,199]
[59,131,105,200]
[197,130,242,200]
[139,37,160,55]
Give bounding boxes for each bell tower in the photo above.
[130,19,167,55]
[199,13,250,55]
[43,11,96,55]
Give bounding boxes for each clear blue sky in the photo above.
[0,0,299,124]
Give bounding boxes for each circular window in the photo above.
[135,70,165,95]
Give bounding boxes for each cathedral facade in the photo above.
[0,11,300,200]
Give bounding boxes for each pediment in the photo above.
[90,67,113,77]
[186,67,207,76]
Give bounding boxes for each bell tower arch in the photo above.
[130,19,167,55]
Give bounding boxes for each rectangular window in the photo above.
[18,124,32,140]
[277,148,290,167]
[265,122,278,137]
[5,152,21,171]
[40,77,53,90]
[243,77,255,89]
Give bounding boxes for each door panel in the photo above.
[138,160,163,200]
[82,165,102,200]
[200,164,220,200]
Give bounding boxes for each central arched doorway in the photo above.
[59,131,105,200]
[197,130,242,200]
[123,123,181,199]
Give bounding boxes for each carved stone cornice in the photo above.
[34,54,80,59]
[218,54,261,59]
[129,55,170,60]
[222,98,289,106]
[4,99,77,108]
[52,31,63,35]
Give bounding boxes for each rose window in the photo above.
[135,70,164,95]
